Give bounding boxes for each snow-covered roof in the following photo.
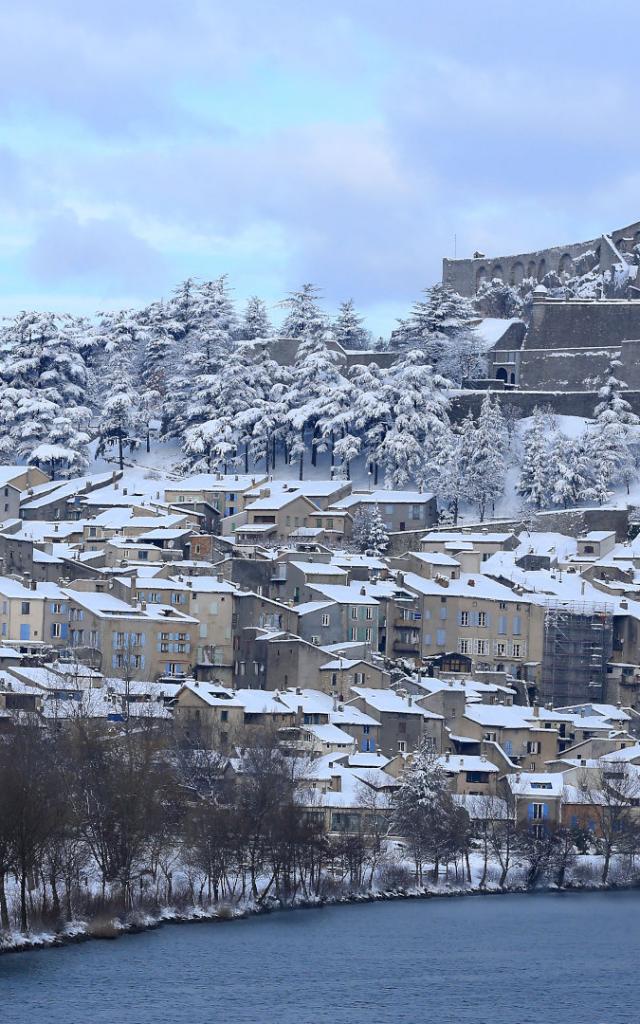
[309,584,379,605]
[304,723,355,745]
[507,772,565,798]
[473,317,524,351]
[438,754,499,773]
[350,686,442,718]
[289,561,347,577]
[403,571,530,603]
[331,489,434,510]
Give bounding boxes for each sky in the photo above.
[1,1,640,336]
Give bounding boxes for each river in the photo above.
[1,891,637,1024]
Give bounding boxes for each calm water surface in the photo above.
[0,891,636,1024]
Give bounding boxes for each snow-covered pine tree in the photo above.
[96,356,140,471]
[28,407,91,479]
[279,282,328,339]
[178,276,238,451]
[431,415,476,524]
[392,738,453,883]
[351,503,389,555]
[551,431,594,508]
[0,311,93,463]
[332,299,370,350]
[282,287,345,478]
[374,349,450,489]
[594,357,640,427]
[239,296,272,340]
[349,361,393,486]
[471,393,508,519]
[517,408,559,509]
[393,283,476,370]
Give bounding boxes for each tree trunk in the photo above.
[118,432,124,472]
[244,443,249,474]
[20,862,28,933]
[0,873,9,930]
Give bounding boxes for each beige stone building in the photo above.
[403,571,544,680]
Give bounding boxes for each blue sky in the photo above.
[1,1,640,335]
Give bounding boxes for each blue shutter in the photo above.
[20,624,30,641]
[140,655,146,670]
[112,654,118,668]
[527,802,534,820]
[485,612,492,628]
[499,615,507,635]
[140,633,146,646]
[542,803,549,819]
[60,623,68,640]
[504,740,513,755]
[440,605,447,620]
[456,610,463,626]
[513,615,521,635]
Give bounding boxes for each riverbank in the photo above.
[2,874,636,957]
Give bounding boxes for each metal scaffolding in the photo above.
[541,600,613,705]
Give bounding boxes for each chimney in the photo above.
[360,586,366,596]
[445,750,450,762]
[54,523,59,533]
[397,571,405,587]
[467,578,476,587]
[533,704,540,717]
[580,758,587,766]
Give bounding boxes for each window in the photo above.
[311,635,320,645]
[512,642,522,658]
[495,641,506,656]
[484,732,497,742]
[477,611,487,627]
[21,602,30,615]
[459,638,470,655]
[398,740,406,753]
[410,504,422,521]
[351,607,358,619]
[365,607,373,620]
[364,628,372,643]
[513,615,522,635]
[526,741,541,754]
[137,549,149,560]
[321,613,331,627]
[531,803,544,821]
[460,610,469,626]
[436,628,446,645]
[529,762,536,771]
[476,639,488,655]
[51,622,62,638]
[221,709,228,722]
[51,602,63,614]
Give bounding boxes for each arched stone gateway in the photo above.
[476,266,487,291]
[559,253,573,277]
[496,367,508,382]
[491,264,504,281]
[510,261,525,285]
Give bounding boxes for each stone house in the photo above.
[348,686,444,758]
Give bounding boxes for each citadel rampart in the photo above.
[443,219,640,297]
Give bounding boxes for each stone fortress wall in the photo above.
[442,218,640,297]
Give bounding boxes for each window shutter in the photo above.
[456,610,463,626]
[60,623,68,640]
[527,802,534,820]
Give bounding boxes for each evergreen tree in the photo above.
[349,361,393,486]
[28,408,91,479]
[551,432,594,508]
[393,283,476,369]
[332,299,370,350]
[279,283,328,339]
[96,360,139,471]
[392,739,454,883]
[594,357,640,427]
[374,349,450,489]
[471,393,508,519]
[286,332,345,479]
[517,408,558,509]
[352,503,389,556]
[239,296,272,340]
